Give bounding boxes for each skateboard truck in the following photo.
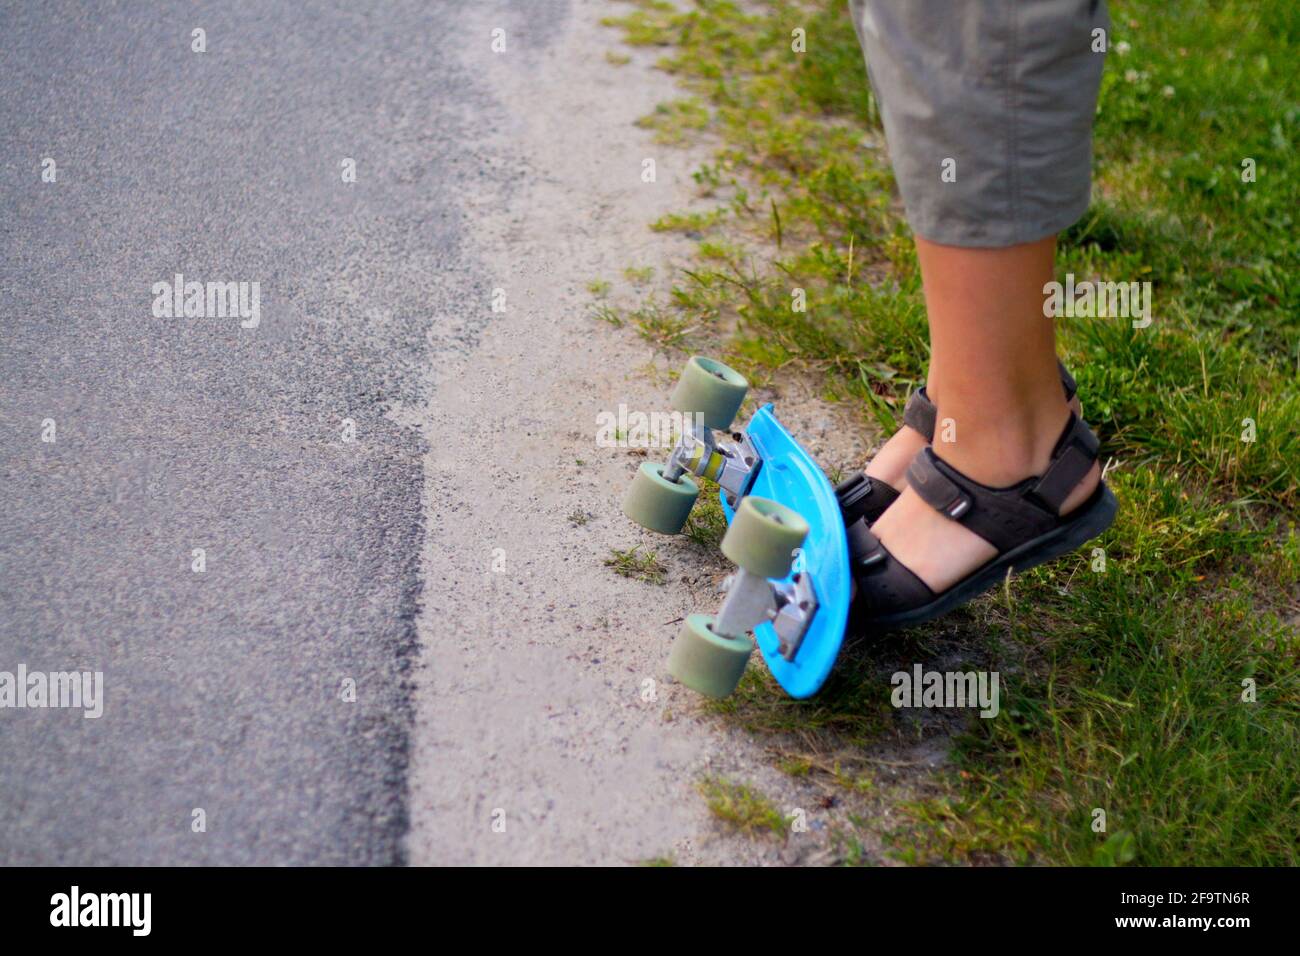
[661,416,759,504]
[715,565,819,663]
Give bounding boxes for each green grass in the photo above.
[605,0,1300,866]
[604,545,668,584]
[682,476,728,549]
[697,776,789,838]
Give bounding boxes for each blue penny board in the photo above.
[720,404,850,698]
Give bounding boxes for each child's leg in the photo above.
[849,0,1102,498]
[839,0,1113,621]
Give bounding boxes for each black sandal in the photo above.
[847,413,1117,630]
[836,361,1079,526]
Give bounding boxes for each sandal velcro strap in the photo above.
[845,519,889,570]
[906,449,973,519]
[1026,414,1100,513]
[903,415,1102,553]
[835,471,869,506]
[902,387,937,441]
[836,472,897,526]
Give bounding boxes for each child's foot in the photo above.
[848,411,1111,628]
[870,453,1100,593]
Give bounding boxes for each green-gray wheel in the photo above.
[720,496,809,579]
[622,462,699,534]
[667,614,752,698]
[670,357,748,432]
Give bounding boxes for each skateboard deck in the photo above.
[721,404,851,698]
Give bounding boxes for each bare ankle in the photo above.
[934,404,1072,487]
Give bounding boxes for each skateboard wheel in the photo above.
[721,496,809,579]
[623,462,700,534]
[670,357,748,432]
[667,614,752,698]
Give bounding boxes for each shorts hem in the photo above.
[908,191,1093,249]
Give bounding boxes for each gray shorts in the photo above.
[849,0,1108,247]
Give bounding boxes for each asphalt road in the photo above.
[0,0,534,864]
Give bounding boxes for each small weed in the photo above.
[697,776,787,838]
[590,303,624,327]
[682,480,728,550]
[605,545,667,584]
[630,300,692,349]
[636,98,710,145]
